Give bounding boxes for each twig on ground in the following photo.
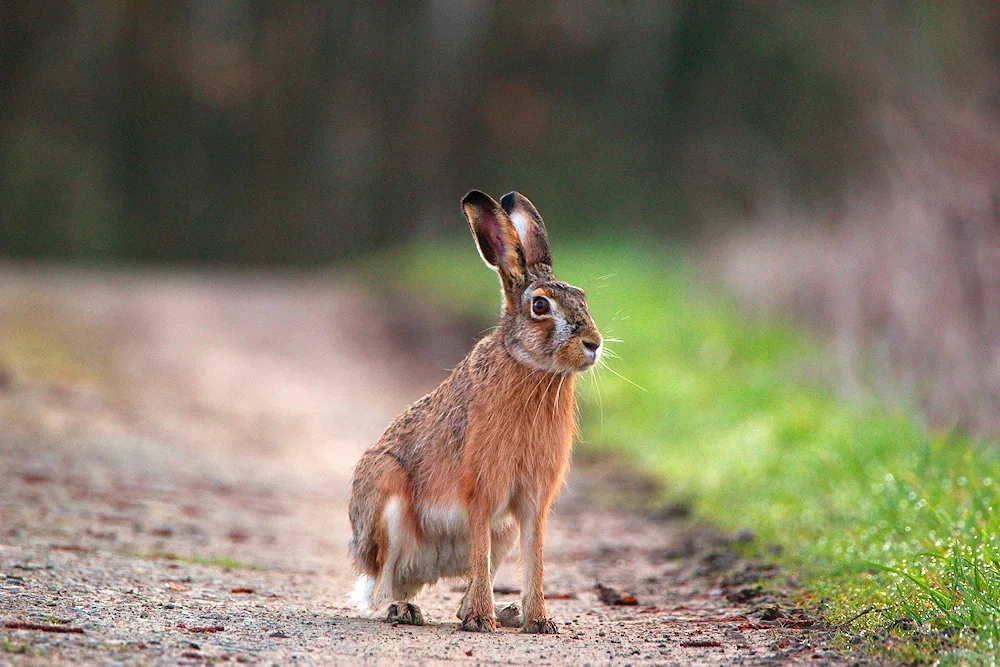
[4,621,85,634]
[838,606,885,629]
[680,639,723,647]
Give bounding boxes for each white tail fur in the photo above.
[350,575,374,614]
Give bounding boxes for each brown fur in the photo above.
[348,190,601,634]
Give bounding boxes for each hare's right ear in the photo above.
[462,190,525,288]
[500,192,551,268]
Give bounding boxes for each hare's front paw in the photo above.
[522,617,558,634]
[460,613,497,633]
[496,603,522,628]
[386,602,424,626]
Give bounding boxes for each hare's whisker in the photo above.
[554,375,567,418]
[597,358,646,392]
[583,272,617,291]
[589,366,605,429]
[511,367,542,396]
[528,373,549,403]
[511,363,548,398]
[532,373,559,432]
[512,371,549,418]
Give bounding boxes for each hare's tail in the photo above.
[349,575,375,614]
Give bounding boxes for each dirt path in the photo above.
[0,268,844,665]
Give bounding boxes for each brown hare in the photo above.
[348,190,602,633]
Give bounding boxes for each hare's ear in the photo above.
[462,190,525,284]
[500,192,551,268]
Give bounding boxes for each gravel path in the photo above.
[0,268,845,665]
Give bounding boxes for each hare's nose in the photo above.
[582,339,601,353]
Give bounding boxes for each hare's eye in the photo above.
[531,296,551,317]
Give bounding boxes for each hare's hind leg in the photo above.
[371,496,426,626]
[387,571,426,626]
[386,601,424,626]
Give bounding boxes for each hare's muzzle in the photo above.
[580,336,602,368]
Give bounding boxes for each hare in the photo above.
[348,190,602,633]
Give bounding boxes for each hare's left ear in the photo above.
[500,192,551,268]
[462,190,526,291]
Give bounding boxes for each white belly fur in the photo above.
[387,498,516,586]
[356,497,518,615]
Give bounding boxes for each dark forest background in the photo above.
[5,1,993,264]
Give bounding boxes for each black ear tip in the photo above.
[462,190,491,208]
[500,192,518,214]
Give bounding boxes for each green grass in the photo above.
[375,239,1000,664]
[1,640,40,656]
[125,549,262,570]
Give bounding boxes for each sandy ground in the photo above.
[0,268,846,665]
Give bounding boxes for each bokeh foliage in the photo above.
[2,0,947,264]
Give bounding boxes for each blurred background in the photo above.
[2,1,1000,433]
[4,7,1000,660]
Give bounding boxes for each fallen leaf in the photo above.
[188,626,224,634]
[546,592,578,600]
[595,583,639,606]
[20,472,51,484]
